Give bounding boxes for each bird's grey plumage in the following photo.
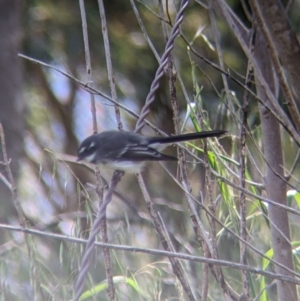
[77,130,226,172]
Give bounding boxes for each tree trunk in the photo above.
[0,0,24,241]
[255,31,297,301]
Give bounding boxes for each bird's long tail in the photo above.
[148,130,226,145]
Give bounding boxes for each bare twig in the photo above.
[132,1,198,300]
[137,173,196,301]
[97,0,122,131]
[1,223,300,285]
[239,56,254,300]
[249,0,300,132]
[210,0,300,147]
[160,164,300,279]
[134,0,189,133]
[0,124,26,227]
[79,0,97,133]
[75,0,120,300]
[74,171,123,301]
[129,0,160,62]
[95,0,125,299]
[0,124,45,300]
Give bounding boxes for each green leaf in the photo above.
[79,275,146,300]
[287,190,300,207]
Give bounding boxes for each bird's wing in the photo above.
[117,145,177,161]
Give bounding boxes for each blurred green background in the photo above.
[0,0,300,300]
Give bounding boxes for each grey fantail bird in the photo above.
[77,130,226,173]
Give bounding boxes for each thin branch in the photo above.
[95,0,125,299]
[79,0,97,133]
[0,124,26,227]
[0,124,44,300]
[1,223,300,285]
[137,173,194,301]
[250,0,300,132]
[74,171,123,301]
[239,57,254,300]
[160,163,300,279]
[97,0,122,131]
[285,148,300,181]
[210,0,300,147]
[134,0,189,133]
[129,0,160,62]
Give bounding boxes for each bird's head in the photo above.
[77,135,98,163]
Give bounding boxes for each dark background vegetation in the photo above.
[1,0,300,300]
